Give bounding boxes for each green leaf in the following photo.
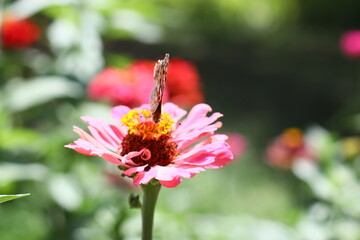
[0,194,30,204]
[2,77,83,112]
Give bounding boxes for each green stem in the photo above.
[141,182,161,240]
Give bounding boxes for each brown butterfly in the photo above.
[150,54,169,123]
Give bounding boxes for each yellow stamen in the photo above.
[120,109,174,139]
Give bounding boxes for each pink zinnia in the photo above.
[65,103,233,188]
[87,58,203,108]
[265,128,315,169]
[87,67,148,107]
[87,65,170,107]
[129,59,204,108]
[340,30,360,58]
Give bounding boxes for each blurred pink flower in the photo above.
[87,67,138,106]
[265,128,315,169]
[87,58,203,108]
[340,30,360,58]
[65,103,233,188]
[226,133,247,159]
[1,15,41,49]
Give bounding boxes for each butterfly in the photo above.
[150,54,169,123]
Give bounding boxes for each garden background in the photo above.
[1,0,360,239]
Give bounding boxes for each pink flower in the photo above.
[265,128,315,169]
[127,59,204,107]
[340,30,360,58]
[65,103,233,188]
[87,64,169,107]
[226,133,247,159]
[87,58,203,108]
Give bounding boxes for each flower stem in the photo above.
[141,182,161,240]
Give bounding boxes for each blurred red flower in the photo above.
[265,128,316,169]
[1,15,41,49]
[165,58,204,107]
[129,60,170,106]
[87,67,144,107]
[340,30,360,58]
[87,58,204,108]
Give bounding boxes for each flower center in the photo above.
[281,128,303,149]
[120,110,178,168]
[120,109,174,139]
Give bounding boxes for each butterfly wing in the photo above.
[150,54,169,123]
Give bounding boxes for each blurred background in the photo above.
[1,0,360,239]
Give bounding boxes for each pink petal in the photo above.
[176,134,233,168]
[101,153,123,165]
[67,126,126,165]
[111,105,131,121]
[173,125,217,151]
[179,103,212,126]
[72,126,110,150]
[81,116,124,146]
[122,150,147,165]
[113,106,233,187]
[206,148,233,168]
[157,168,201,188]
[123,165,194,187]
[134,167,157,185]
[175,114,222,136]
[176,134,227,161]
[65,138,122,165]
[65,142,97,156]
[179,155,216,166]
[87,126,117,151]
[155,166,192,181]
[159,177,182,188]
[123,165,147,176]
[163,102,187,122]
[175,104,222,133]
[172,104,224,151]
